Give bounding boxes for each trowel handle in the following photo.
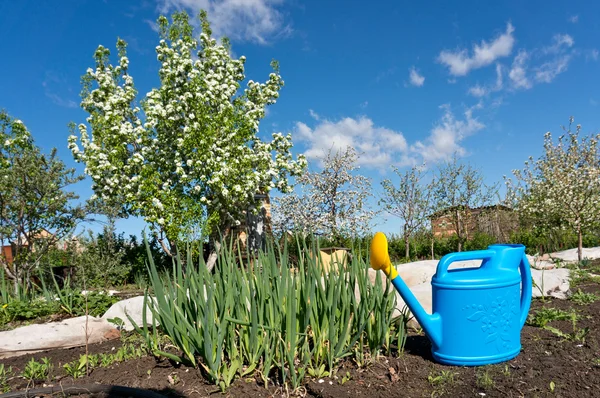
[435,249,495,280]
[519,253,532,328]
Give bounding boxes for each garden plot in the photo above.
[1,265,599,398]
[2,245,597,359]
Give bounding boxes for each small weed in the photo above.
[337,371,352,385]
[428,369,458,397]
[593,358,600,368]
[167,373,180,385]
[544,324,590,343]
[569,289,599,305]
[0,364,13,393]
[527,307,577,327]
[21,357,52,385]
[93,343,145,369]
[87,354,100,368]
[501,364,511,377]
[307,364,330,378]
[428,369,457,386]
[107,317,125,330]
[475,368,495,390]
[549,380,556,393]
[99,354,115,368]
[64,355,88,379]
[539,307,590,343]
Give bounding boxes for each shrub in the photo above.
[463,232,497,251]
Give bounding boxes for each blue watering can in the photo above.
[370,232,532,366]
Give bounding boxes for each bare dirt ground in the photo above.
[2,264,599,398]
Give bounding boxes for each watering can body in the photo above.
[428,244,532,365]
[370,234,532,367]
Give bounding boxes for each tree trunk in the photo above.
[456,210,462,252]
[430,236,434,260]
[13,269,19,296]
[577,225,583,262]
[1,262,20,296]
[206,240,222,272]
[206,225,231,272]
[404,224,410,259]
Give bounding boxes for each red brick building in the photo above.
[429,205,518,242]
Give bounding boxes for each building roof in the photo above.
[428,204,514,219]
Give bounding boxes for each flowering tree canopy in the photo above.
[272,146,376,240]
[379,164,432,259]
[68,11,306,258]
[505,117,600,261]
[0,110,85,292]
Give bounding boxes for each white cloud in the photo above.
[408,67,425,87]
[495,63,504,89]
[294,116,410,168]
[411,105,485,163]
[543,34,574,54]
[295,104,487,169]
[467,64,503,97]
[468,85,487,97]
[437,22,515,76]
[507,32,576,90]
[534,55,571,83]
[532,34,574,84]
[157,0,290,44]
[568,15,579,23]
[309,109,320,121]
[509,50,532,89]
[588,49,599,61]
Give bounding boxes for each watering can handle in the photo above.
[519,253,532,328]
[435,249,496,280]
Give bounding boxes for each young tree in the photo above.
[430,153,498,252]
[68,11,306,269]
[379,164,431,259]
[0,110,86,292]
[272,146,376,240]
[506,117,600,261]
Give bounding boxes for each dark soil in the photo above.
[2,281,600,398]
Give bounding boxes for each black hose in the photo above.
[0,384,168,398]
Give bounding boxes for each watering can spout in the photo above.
[370,232,442,348]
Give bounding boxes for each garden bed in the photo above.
[1,278,599,398]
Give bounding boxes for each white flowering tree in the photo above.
[505,117,600,261]
[430,154,498,252]
[379,164,432,259]
[0,110,86,293]
[272,146,376,240]
[68,11,306,267]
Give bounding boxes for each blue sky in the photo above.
[1,0,599,238]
